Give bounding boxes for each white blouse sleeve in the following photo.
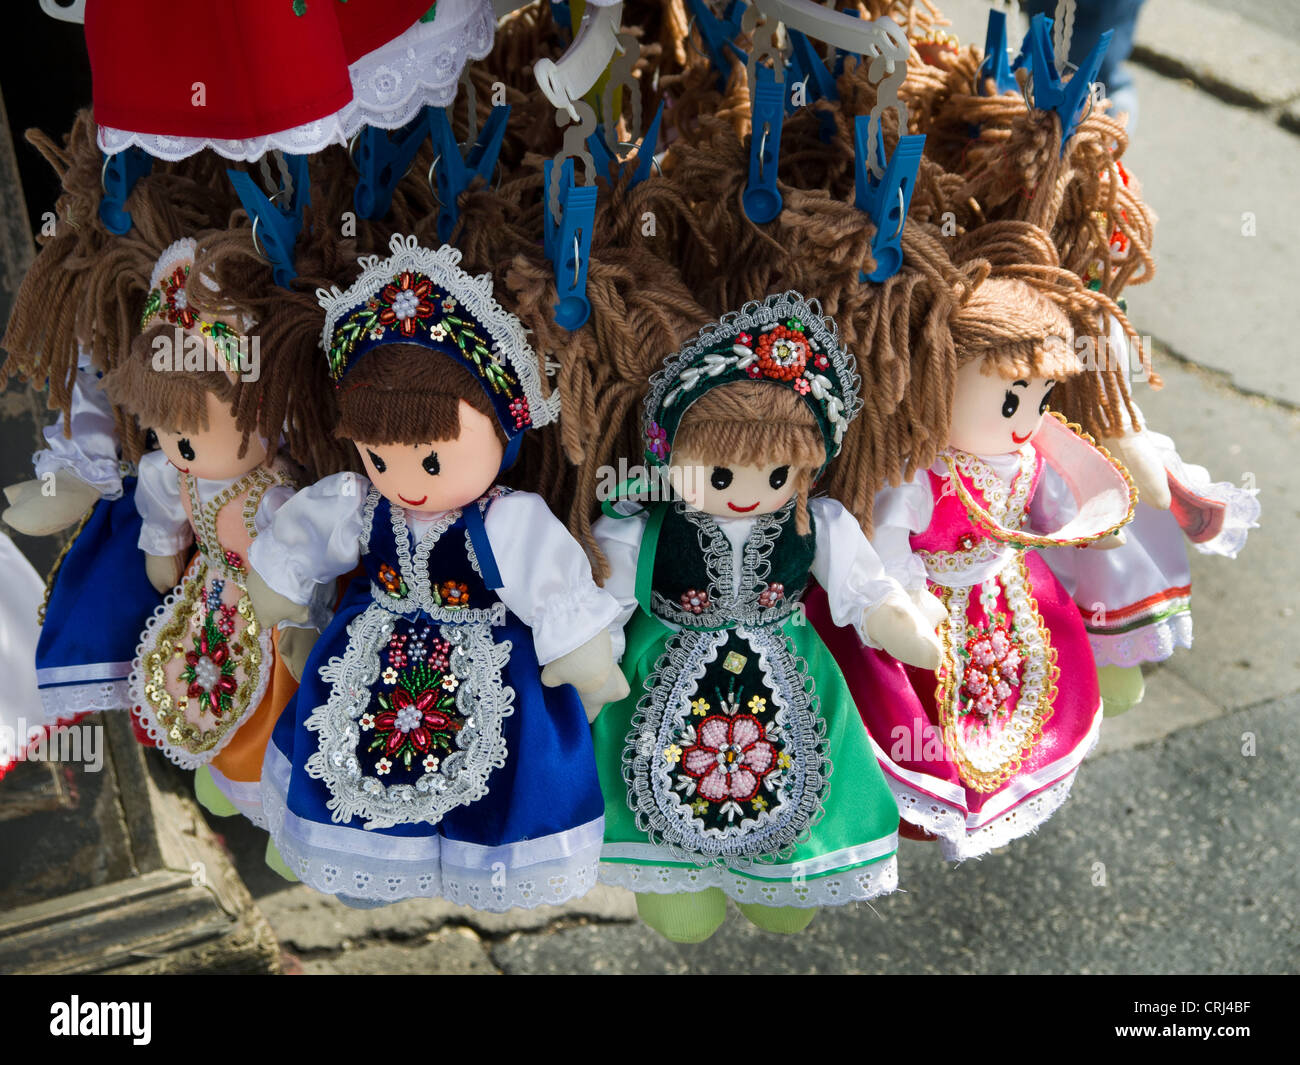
[32,353,123,499]
[135,450,192,556]
[1028,463,1080,534]
[809,497,906,634]
[592,508,647,664]
[869,475,934,592]
[484,491,621,665]
[248,472,367,606]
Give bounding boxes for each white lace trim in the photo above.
[262,748,603,910]
[94,0,496,162]
[598,854,899,909]
[38,679,130,724]
[885,704,1102,862]
[1089,612,1193,668]
[205,763,268,829]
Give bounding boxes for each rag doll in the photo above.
[103,238,313,825]
[808,273,1137,861]
[248,236,623,910]
[591,292,941,943]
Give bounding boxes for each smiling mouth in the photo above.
[398,494,428,506]
[171,462,190,474]
[1011,430,1033,444]
[727,501,760,513]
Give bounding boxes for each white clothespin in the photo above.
[39,0,85,23]
[533,1,626,123]
[753,0,895,55]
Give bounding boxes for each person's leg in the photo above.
[635,889,728,943]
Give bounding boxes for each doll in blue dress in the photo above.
[248,235,626,910]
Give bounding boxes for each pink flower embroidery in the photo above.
[680,715,778,803]
[961,624,1022,720]
[680,589,710,614]
[758,582,785,608]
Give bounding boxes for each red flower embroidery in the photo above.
[680,589,710,614]
[961,625,1022,720]
[508,396,531,429]
[758,582,785,608]
[223,549,244,572]
[161,267,196,329]
[374,686,463,757]
[378,272,437,338]
[753,325,810,382]
[184,627,237,715]
[680,715,778,803]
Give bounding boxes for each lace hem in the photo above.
[38,680,129,724]
[206,764,268,829]
[597,855,899,908]
[1089,612,1194,668]
[1191,479,1260,559]
[888,712,1102,862]
[95,0,496,162]
[262,770,602,910]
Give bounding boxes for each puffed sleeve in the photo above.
[32,353,123,499]
[485,491,621,665]
[809,496,907,635]
[869,475,934,592]
[248,472,367,606]
[592,506,648,663]
[1146,430,1260,559]
[135,450,192,556]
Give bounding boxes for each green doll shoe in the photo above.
[193,764,239,817]
[636,888,728,943]
[264,838,299,883]
[736,902,817,935]
[1099,664,1146,716]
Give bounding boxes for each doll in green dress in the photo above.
[588,292,942,942]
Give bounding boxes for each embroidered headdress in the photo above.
[140,238,245,366]
[642,291,862,475]
[317,234,558,462]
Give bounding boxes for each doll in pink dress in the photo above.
[808,275,1137,861]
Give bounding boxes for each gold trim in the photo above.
[36,506,96,627]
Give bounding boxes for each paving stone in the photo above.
[299,926,498,975]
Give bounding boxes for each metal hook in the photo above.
[892,186,905,240]
[757,124,770,180]
[573,232,581,288]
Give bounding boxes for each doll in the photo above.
[103,238,313,825]
[808,273,1137,861]
[248,236,623,910]
[590,292,941,943]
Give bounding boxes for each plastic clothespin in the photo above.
[742,63,787,225]
[853,117,924,282]
[428,104,511,243]
[585,100,663,187]
[227,154,310,289]
[785,28,838,141]
[1021,13,1111,154]
[98,148,153,235]
[543,157,598,330]
[977,9,1020,95]
[534,2,625,122]
[38,0,84,23]
[353,113,431,220]
[684,0,748,89]
[830,6,860,78]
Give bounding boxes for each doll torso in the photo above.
[910,447,1057,793]
[137,462,294,767]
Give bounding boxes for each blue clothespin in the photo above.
[551,1,572,35]
[585,101,664,187]
[1021,14,1112,153]
[98,148,153,235]
[742,63,786,225]
[977,9,1020,95]
[785,28,838,141]
[353,113,430,220]
[853,118,924,282]
[428,103,511,243]
[685,0,748,89]
[227,154,309,289]
[543,157,597,330]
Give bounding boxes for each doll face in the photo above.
[155,391,268,481]
[354,400,503,514]
[948,359,1058,456]
[668,450,802,518]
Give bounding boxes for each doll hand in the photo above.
[862,591,943,671]
[244,568,313,630]
[1104,432,1171,510]
[576,668,632,724]
[145,550,188,593]
[1087,529,1128,550]
[541,630,620,693]
[276,626,318,684]
[2,473,100,535]
[910,587,948,629]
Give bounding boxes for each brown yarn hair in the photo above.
[102,324,242,440]
[672,381,826,535]
[333,344,505,447]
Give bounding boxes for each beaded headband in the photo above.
[139,238,245,367]
[642,291,863,475]
[317,235,558,450]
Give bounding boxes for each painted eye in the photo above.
[769,465,790,490]
[1039,384,1055,415]
[177,438,196,461]
[367,449,388,474]
[1001,391,1020,419]
[422,451,440,476]
[710,467,733,491]
[144,429,159,451]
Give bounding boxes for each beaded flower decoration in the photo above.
[317,234,558,455]
[642,291,862,476]
[140,238,245,367]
